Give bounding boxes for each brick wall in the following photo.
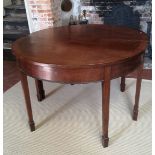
[25,0,151,32]
[51,0,62,27]
[25,0,54,32]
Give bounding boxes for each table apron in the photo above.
[17,54,143,83]
[111,54,143,78]
[18,61,104,83]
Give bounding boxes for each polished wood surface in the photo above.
[13,25,147,83]
[12,24,148,148]
[12,24,147,67]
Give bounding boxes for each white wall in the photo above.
[61,0,81,26]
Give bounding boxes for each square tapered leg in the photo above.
[35,79,45,101]
[20,71,35,131]
[133,64,143,121]
[102,67,111,147]
[120,76,126,92]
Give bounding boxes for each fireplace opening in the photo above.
[104,3,140,29]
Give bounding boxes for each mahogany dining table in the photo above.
[12,24,148,147]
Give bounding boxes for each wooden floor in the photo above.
[3,61,20,92]
[3,60,152,92]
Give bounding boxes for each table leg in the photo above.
[20,71,35,131]
[35,79,45,101]
[120,76,125,92]
[102,67,111,147]
[133,64,143,121]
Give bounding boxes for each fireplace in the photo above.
[103,3,140,29]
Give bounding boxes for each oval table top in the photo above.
[12,24,148,68]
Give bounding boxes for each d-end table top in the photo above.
[12,24,148,68]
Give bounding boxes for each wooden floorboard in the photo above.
[3,60,20,92]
